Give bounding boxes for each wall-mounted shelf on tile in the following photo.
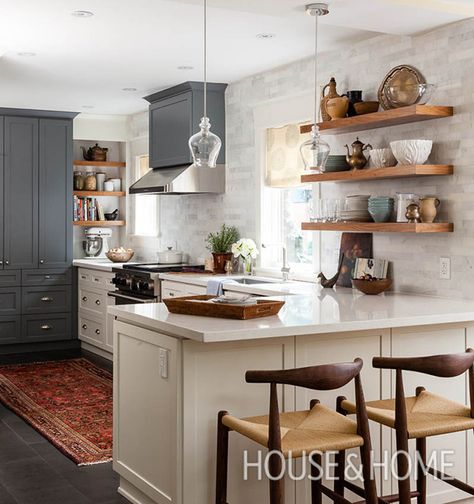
[302,222,453,233]
[74,160,126,168]
[301,164,453,184]
[299,105,453,136]
[73,191,126,197]
[73,220,125,227]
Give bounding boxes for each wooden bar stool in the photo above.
[341,349,474,504]
[215,358,378,504]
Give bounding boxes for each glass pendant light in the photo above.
[300,3,331,173]
[188,0,221,168]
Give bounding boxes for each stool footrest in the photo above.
[427,466,474,495]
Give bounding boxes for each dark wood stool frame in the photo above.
[346,349,474,504]
[215,358,378,504]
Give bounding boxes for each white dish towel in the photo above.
[206,278,238,296]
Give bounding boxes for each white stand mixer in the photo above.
[83,228,112,259]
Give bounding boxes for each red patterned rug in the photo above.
[0,358,112,466]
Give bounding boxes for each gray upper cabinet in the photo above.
[4,117,39,270]
[0,118,3,269]
[145,81,227,169]
[39,119,73,268]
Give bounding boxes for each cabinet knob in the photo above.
[169,292,175,297]
[0,261,3,266]
[5,260,9,266]
[82,323,87,330]
[39,259,44,264]
[82,296,87,302]
[41,296,53,302]
[95,299,101,305]
[95,329,101,335]
[41,325,52,331]
[44,275,52,280]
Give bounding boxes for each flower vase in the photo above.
[243,257,253,276]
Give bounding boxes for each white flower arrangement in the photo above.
[231,238,259,260]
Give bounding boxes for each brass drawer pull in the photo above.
[44,275,52,280]
[95,329,101,335]
[41,324,52,331]
[41,296,53,302]
[95,299,101,305]
[82,323,87,330]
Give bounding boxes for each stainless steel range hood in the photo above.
[129,164,225,195]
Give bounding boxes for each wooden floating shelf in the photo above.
[301,222,454,233]
[73,191,126,197]
[73,220,125,227]
[301,165,453,184]
[73,160,126,168]
[300,105,453,136]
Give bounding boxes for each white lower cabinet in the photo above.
[78,267,115,358]
[161,280,206,299]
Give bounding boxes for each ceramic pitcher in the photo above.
[419,197,440,223]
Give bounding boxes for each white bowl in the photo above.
[370,148,397,168]
[389,140,432,165]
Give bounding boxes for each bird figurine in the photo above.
[317,254,344,288]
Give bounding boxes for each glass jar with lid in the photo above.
[73,171,85,190]
[84,170,97,191]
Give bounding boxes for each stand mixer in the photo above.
[83,228,112,259]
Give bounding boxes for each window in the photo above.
[133,155,158,236]
[260,124,318,276]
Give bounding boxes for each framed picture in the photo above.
[336,233,373,287]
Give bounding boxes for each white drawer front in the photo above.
[79,287,107,316]
[79,314,105,347]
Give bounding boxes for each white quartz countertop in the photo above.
[73,259,133,271]
[108,287,474,343]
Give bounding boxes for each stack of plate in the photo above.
[324,155,350,173]
[340,195,371,222]
[368,196,394,223]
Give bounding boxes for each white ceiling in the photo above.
[0,0,471,115]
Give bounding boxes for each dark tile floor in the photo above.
[0,350,127,504]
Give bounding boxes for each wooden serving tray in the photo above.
[163,295,285,320]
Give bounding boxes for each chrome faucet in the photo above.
[262,243,290,282]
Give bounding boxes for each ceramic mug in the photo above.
[104,180,114,192]
[419,197,440,223]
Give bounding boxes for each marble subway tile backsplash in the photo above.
[142,17,474,298]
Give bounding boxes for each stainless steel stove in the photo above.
[108,263,205,305]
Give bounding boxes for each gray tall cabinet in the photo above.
[0,109,76,351]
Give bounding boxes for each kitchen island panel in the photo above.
[182,337,295,504]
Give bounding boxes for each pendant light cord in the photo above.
[203,0,207,118]
[313,11,318,128]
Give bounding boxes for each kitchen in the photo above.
[1,1,474,504]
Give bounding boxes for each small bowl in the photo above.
[368,208,393,223]
[390,140,432,165]
[354,101,379,115]
[106,249,134,263]
[370,148,397,168]
[352,278,393,295]
[105,212,118,221]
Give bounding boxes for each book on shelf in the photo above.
[73,196,105,222]
[353,258,389,280]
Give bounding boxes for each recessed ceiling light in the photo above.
[71,10,94,17]
[177,66,194,70]
[17,52,36,57]
[82,105,95,109]
[122,87,137,92]
[256,33,276,39]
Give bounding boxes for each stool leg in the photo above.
[395,429,411,503]
[216,411,229,504]
[268,450,284,504]
[416,437,427,504]
[334,450,345,498]
[310,452,322,504]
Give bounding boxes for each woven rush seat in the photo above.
[222,402,364,457]
[341,390,474,439]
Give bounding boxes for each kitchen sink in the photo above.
[232,277,281,285]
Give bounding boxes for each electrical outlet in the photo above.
[440,257,451,280]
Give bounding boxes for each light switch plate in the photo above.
[159,348,169,379]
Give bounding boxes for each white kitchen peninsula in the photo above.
[109,288,474,504]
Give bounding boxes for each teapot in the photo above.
[345,137,372,170]
[81,143,108,162]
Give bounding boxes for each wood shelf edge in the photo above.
[73,220,126,227]
[301,165,453,183]
[301,222,454,233]
[73,191,126,197]
[73,160,126,167]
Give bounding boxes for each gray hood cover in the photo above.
[129,164,225,195]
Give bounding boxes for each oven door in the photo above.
[108,291,158,305]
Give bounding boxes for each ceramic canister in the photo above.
[96,172,106,191]
[104,180,114,192]
[109,178,122,191]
